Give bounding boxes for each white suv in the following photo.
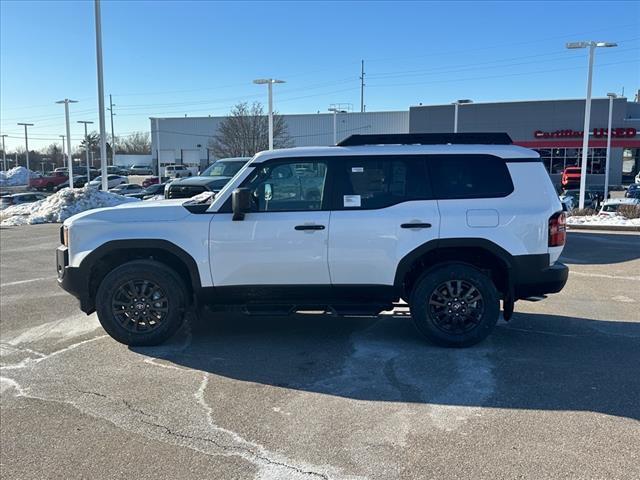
[56,133,568,348]
[164,164,193,178]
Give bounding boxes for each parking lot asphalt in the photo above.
[1,224,639,480]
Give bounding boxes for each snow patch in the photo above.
[0,186,139,225]
[567,214,640,227]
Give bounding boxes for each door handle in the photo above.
[294,224,326,231]
[401,222,432,229]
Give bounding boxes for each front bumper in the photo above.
[513,257,569,299]
[56,246,94,314]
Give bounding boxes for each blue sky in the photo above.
[1,0,639,151]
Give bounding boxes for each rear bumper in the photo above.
[56,246,94,314]
[512,255,569,299]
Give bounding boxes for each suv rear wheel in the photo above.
[410,263,499,347]
[95,260,188,346]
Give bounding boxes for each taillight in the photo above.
[549,212,566,247]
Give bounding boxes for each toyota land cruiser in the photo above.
[56,133,568,348]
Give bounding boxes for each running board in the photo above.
[241,304,393,317]
[522,295,547,302]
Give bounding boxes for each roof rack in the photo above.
[336,132,513,147]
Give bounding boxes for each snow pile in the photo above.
[1,187,140,226]
[0,166,34,186]
[567,214,640,227]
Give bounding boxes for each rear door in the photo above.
[210,158,332,286]
[328,155,440,286]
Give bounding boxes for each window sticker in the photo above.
[343,195,361,207]
[351,167,364,173]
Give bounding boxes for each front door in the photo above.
[210,158,331,286]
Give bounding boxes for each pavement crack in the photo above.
[139,418,330,479]
[75,388,157,420]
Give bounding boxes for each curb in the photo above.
[568,224,640,232]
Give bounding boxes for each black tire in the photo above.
[95,260,188,346]
[409,263,499,348]
[47,183,54,191]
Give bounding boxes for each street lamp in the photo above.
[1,134,7,171]
[94,0,108,191]
[59,135,66,167]
[78,120,94,183]
[604,93,617,202]
[566,40,617,209]
[253,78,285,150]
[17,123,34,172]
[452,99,472,133]
[328,105,348,145]
[56,99,78,183]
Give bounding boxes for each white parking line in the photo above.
[569,270,640,282]
[0,276,56,287]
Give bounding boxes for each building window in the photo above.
[622,148,639,183]
[533,148,608,175]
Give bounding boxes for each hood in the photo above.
[170,175,231,188]
[65,199,190,226]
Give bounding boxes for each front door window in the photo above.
[241,160,328,211]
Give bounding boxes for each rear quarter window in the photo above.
[428,155,514,199]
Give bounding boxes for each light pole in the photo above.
[253,78,285,150]
[107,94,116,165]
[94,0,108,191]
[78,120,94,183]
[566,41,617,208]
[17,123,34,172]
[56,99,78,183]
[1,134,7,171]
[328,105,348,145]
[452,99,472,133]
[153,117,161,177]
[59,135,66,167]
[604,93,617,202]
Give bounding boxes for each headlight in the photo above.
[62,226,70,247]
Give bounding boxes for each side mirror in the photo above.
[232,188,252,221]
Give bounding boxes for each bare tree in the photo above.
[45,143,64,166]
[116,131,151,154]
[209,102,293,158]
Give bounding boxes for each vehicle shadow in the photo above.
[132,310,640,421]
[563,231,640,265]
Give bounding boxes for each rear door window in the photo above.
[428,155,514,199]
[334,156,431,209]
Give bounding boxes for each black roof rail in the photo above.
[336,132,513,147]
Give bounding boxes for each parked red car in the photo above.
[561,166,582,189]
[29,171,68,191]
[141,176,169,188]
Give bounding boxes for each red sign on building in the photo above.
[533,128,637,138]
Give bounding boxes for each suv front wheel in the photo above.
[95,260,188,346]
[410,263,499,347]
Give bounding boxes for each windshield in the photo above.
[201,161,244,177]
[602,204,621,212]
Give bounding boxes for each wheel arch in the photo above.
[81,239,201,312]
[394,238,513,299]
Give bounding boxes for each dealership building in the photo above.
[150,96,640,186]
[149,111,409,170]
[410,97,640,186]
